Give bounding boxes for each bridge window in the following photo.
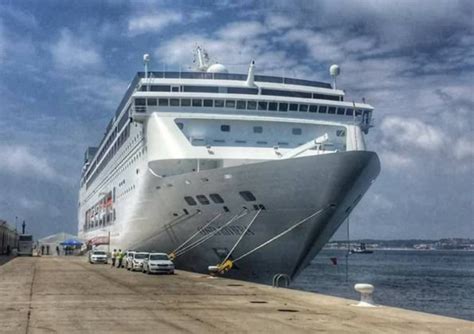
[247,101,257,110]
[239,191,256,202]
[237,100,246,109]
[135,98,146,106]
[268,102,278,111]
[225,100,236,108]
[196,195,210,205]
[299,104,308,112]
[184,196,197,206]
[159,98,169,106]
[221,125,231,132]
[170,98,179,106]
[210,194,225,204]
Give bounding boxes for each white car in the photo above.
[142,253,175,274]
[128,252,149,271]
[89,250,108,264]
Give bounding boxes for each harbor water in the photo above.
[293,249,474,321]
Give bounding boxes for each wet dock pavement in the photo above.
[0,256,472,333]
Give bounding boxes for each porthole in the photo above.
[196,195,210,205]
[239,191,256,202]
[253,126,263,134]
[221,125,231,132]
[209,194,224,204]
[184,196,197,206]
[292,128,302,135]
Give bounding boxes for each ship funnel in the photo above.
[245,60,256,87]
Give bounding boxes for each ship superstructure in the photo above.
[78,50,380,283]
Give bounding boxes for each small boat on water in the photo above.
[350,243,373,254]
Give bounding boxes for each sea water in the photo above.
[293,250,474,321]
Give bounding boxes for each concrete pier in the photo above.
[0,256,471,333]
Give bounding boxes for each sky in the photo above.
[0,0,472,240]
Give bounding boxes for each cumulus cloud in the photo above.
[50,29,102,70]
[0,144,57,180]
[128,12,183,35]
[381,116,446,152]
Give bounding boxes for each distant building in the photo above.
[0,219,18,254]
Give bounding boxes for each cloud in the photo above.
[0,144,57,181]
[128,12,183,35]
[50,29,102,70]
[381,116,446,152]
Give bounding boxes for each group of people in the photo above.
[111,249,125,268]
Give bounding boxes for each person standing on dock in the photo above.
[117,249,124,268]
[111,249,117,267]
[56,246,60,256]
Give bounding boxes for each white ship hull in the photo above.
[81,151,379,283]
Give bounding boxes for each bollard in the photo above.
[354,283,376,307]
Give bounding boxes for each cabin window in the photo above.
[196,195,210,205]
[237,100,246,109]
[346,108,354,116]
[181,99,191,107]
[239,191,256,201]
[147,98,157,106]
[209,193,224,204]
[225,100,236,108]
[289,103,298,112]
[319,106,327,113]
[258,101,268,110]
[309,105,318,113]
[328,107,336,114]
[170,98,180,106]
[150,85,171,92]
[279,103,288,112]
[203,99,213,107]
[253,126,263,133]
[268,102,278,111]
[192,99,202,107]
[292,128,302,135]
[337,107,345,115]
[184,196,197,206]
[171,85,180,92]
[221,125,231,132]
[159,98,169,106]
[247,101,257,110]
[214,99,224,107]
[299,104,308,112]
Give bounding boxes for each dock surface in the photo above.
[0,256,471,333]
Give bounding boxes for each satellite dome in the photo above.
[329,64,340,76]
[207,63,228,73]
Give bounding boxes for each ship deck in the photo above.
[0,256,471,333]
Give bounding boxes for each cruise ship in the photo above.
[78,49,380,283]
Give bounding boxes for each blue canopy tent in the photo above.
[60,239,83,255]
[60,239,83,247]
